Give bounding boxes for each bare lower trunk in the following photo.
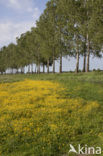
[28,65,30,73]
[43,64,45,73]
[47,60,49,73]
[21,67,24,74]
[82,39,86,72]
[17,68,19,74]
[35,66,37,73]
[87,52,90,72]
[83,53,86,72]
[53,55,55,73]
[20,68,22,74]
[11,68,13,74]
[37,62,40,74]
[37,64,40,74]
[75,50,79,73]
[23,67,25,73]
[37,54,40,74]
[86,34,90,72]
[15,69,17,74]
[59,52,62,73]
[31,64,33,74]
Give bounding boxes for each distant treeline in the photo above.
[0,0,103,74]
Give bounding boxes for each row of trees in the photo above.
[0,0,103,74]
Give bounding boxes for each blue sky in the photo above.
[0,0,48,47]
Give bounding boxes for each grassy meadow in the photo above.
[0,72,103,156]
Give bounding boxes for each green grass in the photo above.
[0,72,103,156]
[1,71,103,83]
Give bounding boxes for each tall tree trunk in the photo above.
[17,68,19,74]
[37,59,40,74]
[21,67,24,74]
[15,69,17,74]
[53,54,55,73]
[47,59,49,73]
[21,67,22,74]
[86,34,90,72]
[31,63,34,74]
[12,68,13,74]
[59,52,62,73]
[37,63,40,74]
[43,64,45,73]
[23,67,25,74]
[82,39,86,72]
[20,68,22,74]
[37,54,40,74]
[83,53,86,72]
[28,64,30,73]
[35,66,37,73]
[75,49,79,73]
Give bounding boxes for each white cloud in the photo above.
[0,0,41,47]
[33,8,40,19]
[1,0,37,13]
[7,0,20,9]
[0,21,36,47]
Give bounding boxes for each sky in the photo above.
[0,0,48,47]
[0,0,103,71]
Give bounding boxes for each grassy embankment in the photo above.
[0,72,103,156]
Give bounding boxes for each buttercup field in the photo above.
[0,73,103,155]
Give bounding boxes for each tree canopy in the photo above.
[0,0,103,74]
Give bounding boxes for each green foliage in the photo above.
[0,0,103,73]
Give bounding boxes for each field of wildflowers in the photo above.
[0,77,103,156]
